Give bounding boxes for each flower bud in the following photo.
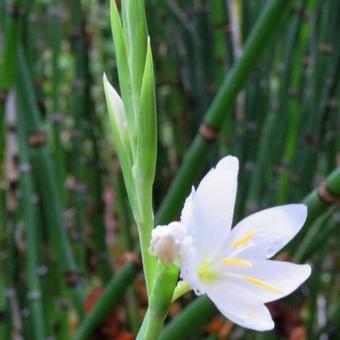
[150,222,189,265]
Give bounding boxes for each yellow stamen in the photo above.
[231,231,256,249]
[223,258,252,268]
[244,275,282,294]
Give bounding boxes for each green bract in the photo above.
[104,0,157,295]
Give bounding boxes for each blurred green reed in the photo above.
[0,0,339,339]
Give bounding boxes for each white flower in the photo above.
[151,155,311,331]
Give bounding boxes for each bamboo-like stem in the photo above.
[0,0,23,90]
[0,0,23,332]
[293,207,336,262]
[73,261,137,340]
[79,1,113,284]
[0,277,9,339]
[16,93,46,340]
[160,296,217,340]
[302,167,340,224]
[276,4,306,204]
[16,47,85,316]
[69,0,89,275]
[289,167,340,252]
[47,1,65,200]
[0,0,24,191]
[156,0,294,225]
[245,111,276,211]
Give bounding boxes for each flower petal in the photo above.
[185,156,239,260]
[241,260,311,302]
[103,73,126,132]
[223,204,307,259]
[206,284,274,331]
[180,187,195,227]
[212,259,311,303]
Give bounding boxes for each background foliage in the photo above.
[0,0,339,339]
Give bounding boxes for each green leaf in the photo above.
[110,0,135,138]
[136,39,157,190]
[122,0,148,107]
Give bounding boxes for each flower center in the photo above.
[197,260,219,282]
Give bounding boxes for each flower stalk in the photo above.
[104,0,157,295]
[137,265,178,340]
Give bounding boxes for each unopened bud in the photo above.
[150,222,190,265]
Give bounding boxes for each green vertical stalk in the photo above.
[69,0,89,274]
[0,93,19,339]
[160,296,217,340]
[0,0,24,204]
[156,0,294,225]
[245,112,276,211]
[17,94,46,340]
[0,0,23,91]
[301,167,340,224]
[0,1,5,27]
[137,265,178,340]
[106,0,158,294]
[47,1,66,200]
[292,207,336,262]
[277,1,307,203]
[16,48,85,316]
[88,142,113,283]
[293,2,318,195]
[0,277,9,339]
[77,1,113,284]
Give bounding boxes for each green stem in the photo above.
[17,95,46,340]
[156,0,294,225]
[0,0,24,181]
[16,47,85,316]
[137,264,178,340]
[289,167,340,252]
[160,296,217,340]
[302,167,340,224]
[137,189,157,295]
[69,0,89,275]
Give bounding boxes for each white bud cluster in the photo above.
[149,222,191,265]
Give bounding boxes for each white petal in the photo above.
[241,260,311,302]
[212,259,311,303]
[206,282,274,331]
[180,187,195,228]
[185,156,239,260]
[180,253,205,295]
[223,204,307,259]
